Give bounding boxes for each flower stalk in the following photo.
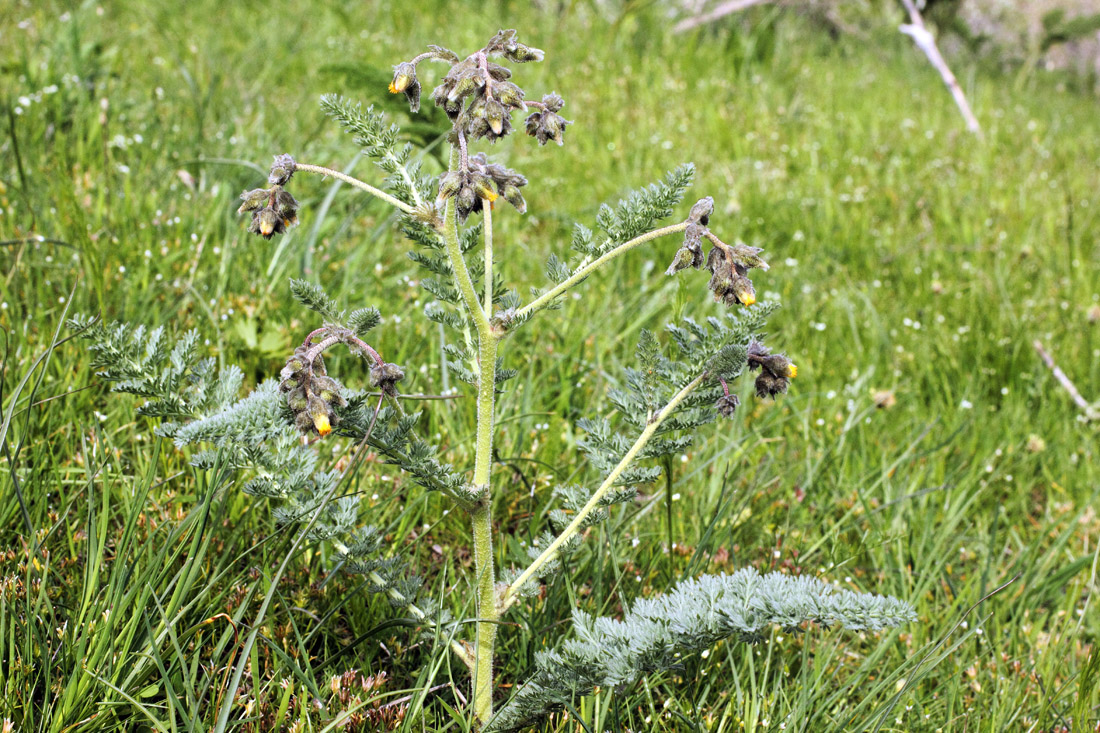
[501,371,708,611]
[295,162,416,214]
[516,222,689,319]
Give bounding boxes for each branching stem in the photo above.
[516,222,689,319]
[501,371,709,610]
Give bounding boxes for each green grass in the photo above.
[2,0,1099,730]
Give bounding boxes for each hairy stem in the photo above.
[441,169,492,334]
[295,163,416,214]
[442,146,499,723]
[515,221,689,319]
[483,204,494,315]
[501,371,708,610]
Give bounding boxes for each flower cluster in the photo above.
[747,341,797,398]
[239,154,300,240]
[437,152,528,220]
[524,92,570,146]
[280,345,346,437]
[388,30,568,220]
[667,197,769,308]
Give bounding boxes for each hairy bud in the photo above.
[268,154,296,186]
[716,393,740,418]
[525,95,571,147]
[389,62,422,112]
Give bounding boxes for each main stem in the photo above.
[441,147,499,724]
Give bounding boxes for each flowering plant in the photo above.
[78,30,913,730]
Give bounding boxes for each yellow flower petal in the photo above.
[313,414,332,437]
[389,74,409,94]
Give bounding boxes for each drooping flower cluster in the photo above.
[666,196,769,308]
[279,326,403,438]
[525,92,570,146]
[747,340,797,398]
[437,152,528,221]
[239,154,300,240]
[280,345,345,437]
[388,30,569,219]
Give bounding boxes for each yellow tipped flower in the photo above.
[787,363,798,378]
[258,208,278,237]
[313,413,332,437]
[740,292,756,306]
[389,75,409,94]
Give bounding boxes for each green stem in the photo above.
[483,203,494,315]
[441,146,499,724]
[500,371,708,611]
[295,163,416,214]
[515,221,689,320]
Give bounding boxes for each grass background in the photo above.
[2,0,1099,730]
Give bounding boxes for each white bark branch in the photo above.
[898,0,981,135]
[674,0,771,33]
[1033,340,1099,421]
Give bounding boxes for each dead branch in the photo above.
[898,0,982,135]
[674,0,772,33]
[1033,340,1099,421]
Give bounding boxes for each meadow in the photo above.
[1,0,1098,730]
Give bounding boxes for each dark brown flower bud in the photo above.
[716,393,740,418]
[369,362,405,396]
[755,372,789,399]
[760,354,797,380]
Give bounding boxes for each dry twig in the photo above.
[1033,340,1099,421]
[898,0,981,135]
[673,0,771,33]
